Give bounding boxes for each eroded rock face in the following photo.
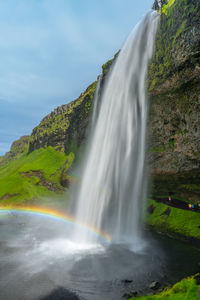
[148,83,200,174]
[152,0,167,10]
[28,54,117,156]
[148,0,200,199]
[29,82,97,154]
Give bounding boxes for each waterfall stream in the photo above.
[72,11,159,249]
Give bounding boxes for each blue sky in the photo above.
[0,0,153,155]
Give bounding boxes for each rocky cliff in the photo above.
[29,82,97,155]
[148,0,200,200]
[28,50,119,157]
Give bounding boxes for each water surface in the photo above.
[0,212,199,300]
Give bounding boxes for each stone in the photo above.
[122,279,133,284]
[149,281,161,290]
[161,207,171,216]
[123,291,138,298]
[194,274,200,285]
[148,204,155,214]
[152,0,167,11]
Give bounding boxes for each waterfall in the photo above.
[72,11,159,248]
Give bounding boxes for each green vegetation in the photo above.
[150,146,166,152]
[29,81,97,153]
[151,168,200,204]
[102,50,120,75]
[0,147,74,206]
[102,59,113,75]
[169,138,175,150]
[131,275,200,300]
[161,0,176,15]
[0,78,98,206]
[148,0,200,91]
[147,200,200,240]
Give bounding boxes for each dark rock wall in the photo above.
[148,0,200,199]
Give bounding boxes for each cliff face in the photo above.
[29,82,97,154]
[148,0,200,200]
[28,50,118,156]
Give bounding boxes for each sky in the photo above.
[0,0,153,155]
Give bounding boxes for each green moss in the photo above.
[131,275,200,300]
[146,199,200,240]
[173,20,187,43]
[161,0,176,15]
[169,138,175,149]
[179,184,200,193]
[151,168,200,203]
[0,147,71,205]
[148,0,200,91]
[102,50,120,75]
[102,59,113,75]
[150,145,166,152]
[29,81,97,152]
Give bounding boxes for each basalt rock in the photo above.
[152,0,167,11]
[148,0,200,200]
[28,82,97,155]
[149,281,161,290]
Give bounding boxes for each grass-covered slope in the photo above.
[0,59,115,206]
[0,146,74,206]
[147,199,200,240]
[130,275,200,300]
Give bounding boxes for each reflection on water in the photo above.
[0,212,199,300]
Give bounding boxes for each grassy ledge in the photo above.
[146,199,200,240]
[130,275,200,300]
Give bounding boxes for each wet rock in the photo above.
[122,279,133,284]
[149,281,161,290]
[40,287,80,300]
[148,0,200,201]
[152,0,167,11]
[0,193,20,200]
[194,274,200,285]
[123,291,137,298]
[148,204,155,214]
[161,207,171,216]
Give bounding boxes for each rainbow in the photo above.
[0,205,111,244]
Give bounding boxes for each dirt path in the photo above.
[154,197,200,213]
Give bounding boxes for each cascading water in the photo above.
[72,11,159,248]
